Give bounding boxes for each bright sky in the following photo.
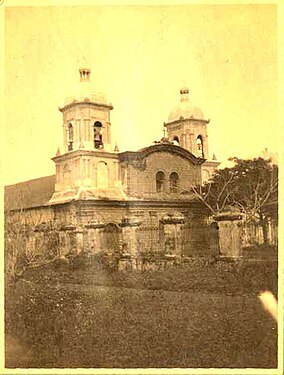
[4,4,278,185]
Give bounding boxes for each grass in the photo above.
[5,260,278,368]
[23,256,278,295]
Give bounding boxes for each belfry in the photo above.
[165,86,219,182]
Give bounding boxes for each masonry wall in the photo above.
[55,152,120,191]
[54,201,212,257]
[125,151,202,199]
[5,197,214,268]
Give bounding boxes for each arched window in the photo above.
[68,123,74,151]
[196,135,204,157]
[97,161,108,188]
[172,136,180,146]
[93,121,103,149]
[170,172,179,193]
[156,171,165,193]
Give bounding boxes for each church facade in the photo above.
[5,69,220,264]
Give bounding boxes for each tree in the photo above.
[192,157,278,244]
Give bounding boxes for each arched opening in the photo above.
[196,135,204,157]
[156,171,165,193]
[68,123,74,151]
[169,172,179,193]
[93,121,103,149]
[97,161,108,188]
[172,136,180,146]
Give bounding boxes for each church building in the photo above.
[5,69,219,262]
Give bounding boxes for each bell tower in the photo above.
[49,69,122,204]
[59,68,113,153]
[164,87,209,159]
[164,87,220,182]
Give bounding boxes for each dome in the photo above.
[63,68,111,107]
[168,102,204,122]
[168,87,205,122]
[64,86,109,107]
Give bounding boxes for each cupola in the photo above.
[168,87,205,123]
[62,68,112,109]
[164,87,209,159]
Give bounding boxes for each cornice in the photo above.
[7,196,202,211]
[202,160,221,167]
[59,101,113,113]
[75,198,201,209]
[164,117,209,126]
[52,149,119,162]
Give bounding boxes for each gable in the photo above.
[119,143,205,166]
[119,145,202,198]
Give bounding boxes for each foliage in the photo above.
[5,209,60,281]
[65,251,120,272]
[192,157,278,224]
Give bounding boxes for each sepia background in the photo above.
[2,1,282,373]
[4,3,278,185]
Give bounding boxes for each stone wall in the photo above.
[5,199,214,269]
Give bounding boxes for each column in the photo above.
[160,214,185,257]
[214,211,243,258]
[121,217,142,269]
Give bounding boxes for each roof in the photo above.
[48,187,129,206]
[5,175,56,211]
